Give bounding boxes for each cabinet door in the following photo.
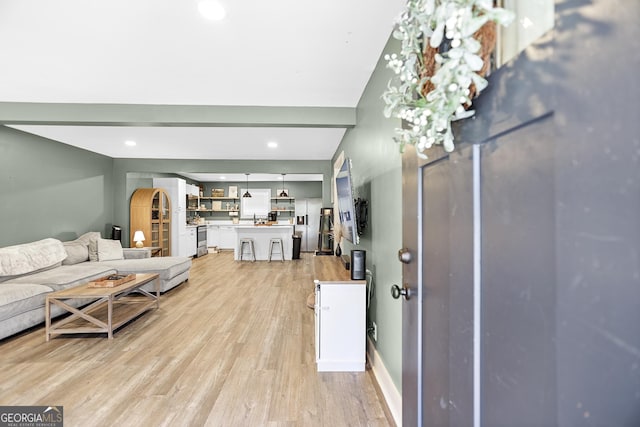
[316,283,365,370]
[207,226,219,247]
[314,281,321,362]
[219,227,236,249]
[161,191,171,256]
[187,228,197,257]
[186,184,200,197]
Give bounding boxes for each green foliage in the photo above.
[382,0,514,158]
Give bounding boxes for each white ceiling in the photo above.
[0,0,405,160]
[7,125,347,160]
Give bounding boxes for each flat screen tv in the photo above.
[335,158,359,244]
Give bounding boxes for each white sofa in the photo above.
[0,233,191,340]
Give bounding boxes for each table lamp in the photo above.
[133,230,146,248]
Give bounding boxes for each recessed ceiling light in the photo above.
[267,141,278,148]
[124,140,136,147]
[219,176,226,180]
[198,0,226,21]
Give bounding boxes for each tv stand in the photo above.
[313,255,366,372]
[340,254,350,270]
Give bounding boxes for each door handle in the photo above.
[391,284,411,300]
[398,248,412,264]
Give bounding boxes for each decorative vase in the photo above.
[335,243,341,257]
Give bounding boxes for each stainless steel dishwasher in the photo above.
[196,225,208,257]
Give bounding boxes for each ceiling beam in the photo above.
[0,102,356,128]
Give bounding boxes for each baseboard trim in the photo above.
[367,337,402,426]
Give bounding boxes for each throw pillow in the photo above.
[62,241,89,265]
[77,232,101,262]
[96,238,124,261]
[0,238,67,279]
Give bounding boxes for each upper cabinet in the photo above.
[186,184,200,198]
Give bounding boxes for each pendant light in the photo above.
[243,173,252,198]
[279,173,288,198]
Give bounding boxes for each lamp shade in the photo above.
[133,230,146,248]
[279,173,288,197]
[243,173,252,198]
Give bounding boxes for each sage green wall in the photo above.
[332,35,403,391]
[113,159,332,246]
[0,125,114,246]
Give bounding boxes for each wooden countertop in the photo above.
[313,254,366,283]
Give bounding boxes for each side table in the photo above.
[148,246,162,257]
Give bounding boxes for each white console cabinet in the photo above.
[314,278,366,372]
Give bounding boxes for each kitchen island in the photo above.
[233,224,295,261]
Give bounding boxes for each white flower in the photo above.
[382,0,514,158]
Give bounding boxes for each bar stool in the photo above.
[239,238,256,262]
[268,238,284,262]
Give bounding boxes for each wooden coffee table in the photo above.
[45,273,160,341]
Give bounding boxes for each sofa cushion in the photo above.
[122,248,151,259]
[0,238,67,279]
[62,241,90,265]
[4,264,116,292]
[0,283,53,322]
[76,232,101,262]
[100,257,192,281]
[96,239,124,261]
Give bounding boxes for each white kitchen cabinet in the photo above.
[186,227,197,257]
[207,225,219,247]
[314,279,366,372]
[186,184,200,197]
[218,226,236,250]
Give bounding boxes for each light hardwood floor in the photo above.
[0,252,394,426]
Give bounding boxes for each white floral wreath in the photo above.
[382,0,514,158]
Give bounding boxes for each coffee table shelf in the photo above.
[45,273,160,340]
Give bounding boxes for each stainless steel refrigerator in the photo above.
[294,198,321,252]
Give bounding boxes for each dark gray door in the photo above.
[399,3,640,425]
[420,156,452,426]
[400,117,558,426]
[400,145,474,427]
